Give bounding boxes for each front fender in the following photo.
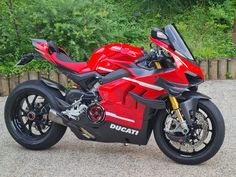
[181,91,211,100]
[179,91,210,125]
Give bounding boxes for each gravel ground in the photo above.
[0,80,236,177]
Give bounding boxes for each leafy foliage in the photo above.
[0,0,235,75]
[108,0,236,59]
[0,0,112,74]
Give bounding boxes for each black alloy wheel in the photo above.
[12,94,52,139]
[5,80,67,150]
[154,99,225,164]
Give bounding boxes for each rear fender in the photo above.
[41,78,66,93]
[8,80,65,112]
[41,78,71,110]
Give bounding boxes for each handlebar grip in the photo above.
[134,55,150,64]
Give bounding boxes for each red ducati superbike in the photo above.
[5,24,225,164]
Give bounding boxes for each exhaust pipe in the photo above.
[48,109,96,140]
[48,109,67,126]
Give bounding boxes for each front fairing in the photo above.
[149,36,204,83]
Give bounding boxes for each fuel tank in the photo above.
[85,43,143,74]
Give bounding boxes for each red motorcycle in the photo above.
[5,24,225,164]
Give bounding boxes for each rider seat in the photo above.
[48,41,90,73]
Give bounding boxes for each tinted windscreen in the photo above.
[164,24,194,60]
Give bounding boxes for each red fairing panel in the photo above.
[98,78,166,129]
[97,38,203,130]
[90,44,156,129]
[86,43,143,74]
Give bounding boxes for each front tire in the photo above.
[4,80,67,150]
[153,99,225,164]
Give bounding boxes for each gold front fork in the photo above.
[169,96,184,122]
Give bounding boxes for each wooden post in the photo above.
[39,69,49,79]
[59,73,68,87]
[218,59,227,80]
[49,70,59,82]
[0,74,9,96]
[19,71,29,83]
[0,74,4,96]
[199,60,208,80]
[0,74,2,96]
[228,59,236,79]
[9,75,19,92]
[208,60,218,80]
[29,71,38,80]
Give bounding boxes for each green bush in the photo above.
[0,0,235,75]
[109,0,236,60]
[0,0,112,75]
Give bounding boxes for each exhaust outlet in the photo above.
[48,109,67,126]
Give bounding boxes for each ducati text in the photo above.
[110,123,139,135]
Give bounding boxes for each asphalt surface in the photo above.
[0,80,236,177]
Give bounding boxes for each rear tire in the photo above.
[153,99,225,164]
[4,80,67,150]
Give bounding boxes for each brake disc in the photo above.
[164,111,209,151]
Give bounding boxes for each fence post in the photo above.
[208,60,218,80]
[0,74,2,96]
[218,59,227,80]
[0,74,10,96]
[19,71,29,83]
[49,70,59,82]
[29,71,38,80]
[9,75,19,92]
[39,69,49,79]
[199,60,209,80]
[59,73,68,87]
[228,59,236,79]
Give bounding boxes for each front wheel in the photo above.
[153,99,225,165]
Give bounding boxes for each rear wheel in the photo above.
[153,99,225,164]
[5,80,67,150]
